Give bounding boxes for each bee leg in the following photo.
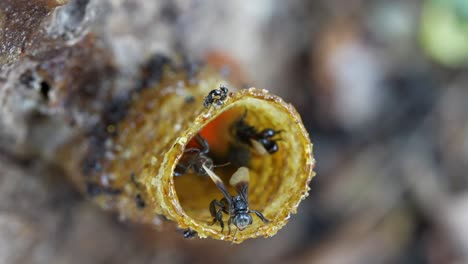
[220,197,230,213]
[195,134,210,154]
[203,93,214,108]
[184,147,201,154]
[250,210,270,223]
[210,199,224,217]
[174,163,188,177]
[219,86,228,102]
[210,199,226,232]
[227,217,232,235]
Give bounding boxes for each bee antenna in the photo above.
[231,228,239,244]
[240,108,248,120]
[213,162,230,168]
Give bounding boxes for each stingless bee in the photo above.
[232,110,282,155]
[202,165,270,234]
[182,228,198,239]
[174,134,213,177]
[203,86,228,108]
[174,134,228,177]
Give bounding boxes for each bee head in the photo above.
[233,213,253,230]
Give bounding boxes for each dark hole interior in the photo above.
[40,81,51,100]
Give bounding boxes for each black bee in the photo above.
[232,110,282,155]
[202,165,270,234]
[135,194,146,209]
[174,134,213,177]
[182,228,198,239]
[203,86,228,108]
[174,134,228,177]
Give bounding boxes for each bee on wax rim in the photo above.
[182,228,198,239]
[202,165,270,235]
[203,85,228,108]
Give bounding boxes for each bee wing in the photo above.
[202,164,232,201]
[229,167,250,201]
[250,139,268,156]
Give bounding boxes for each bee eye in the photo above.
[258,138,271,146]
[268,143,279,153]
[262,129,276,138]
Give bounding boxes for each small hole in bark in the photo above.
[40,81,51,100]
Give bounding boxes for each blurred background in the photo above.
[1,0,468,263]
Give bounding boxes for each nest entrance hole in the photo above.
[174,102,286,224]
